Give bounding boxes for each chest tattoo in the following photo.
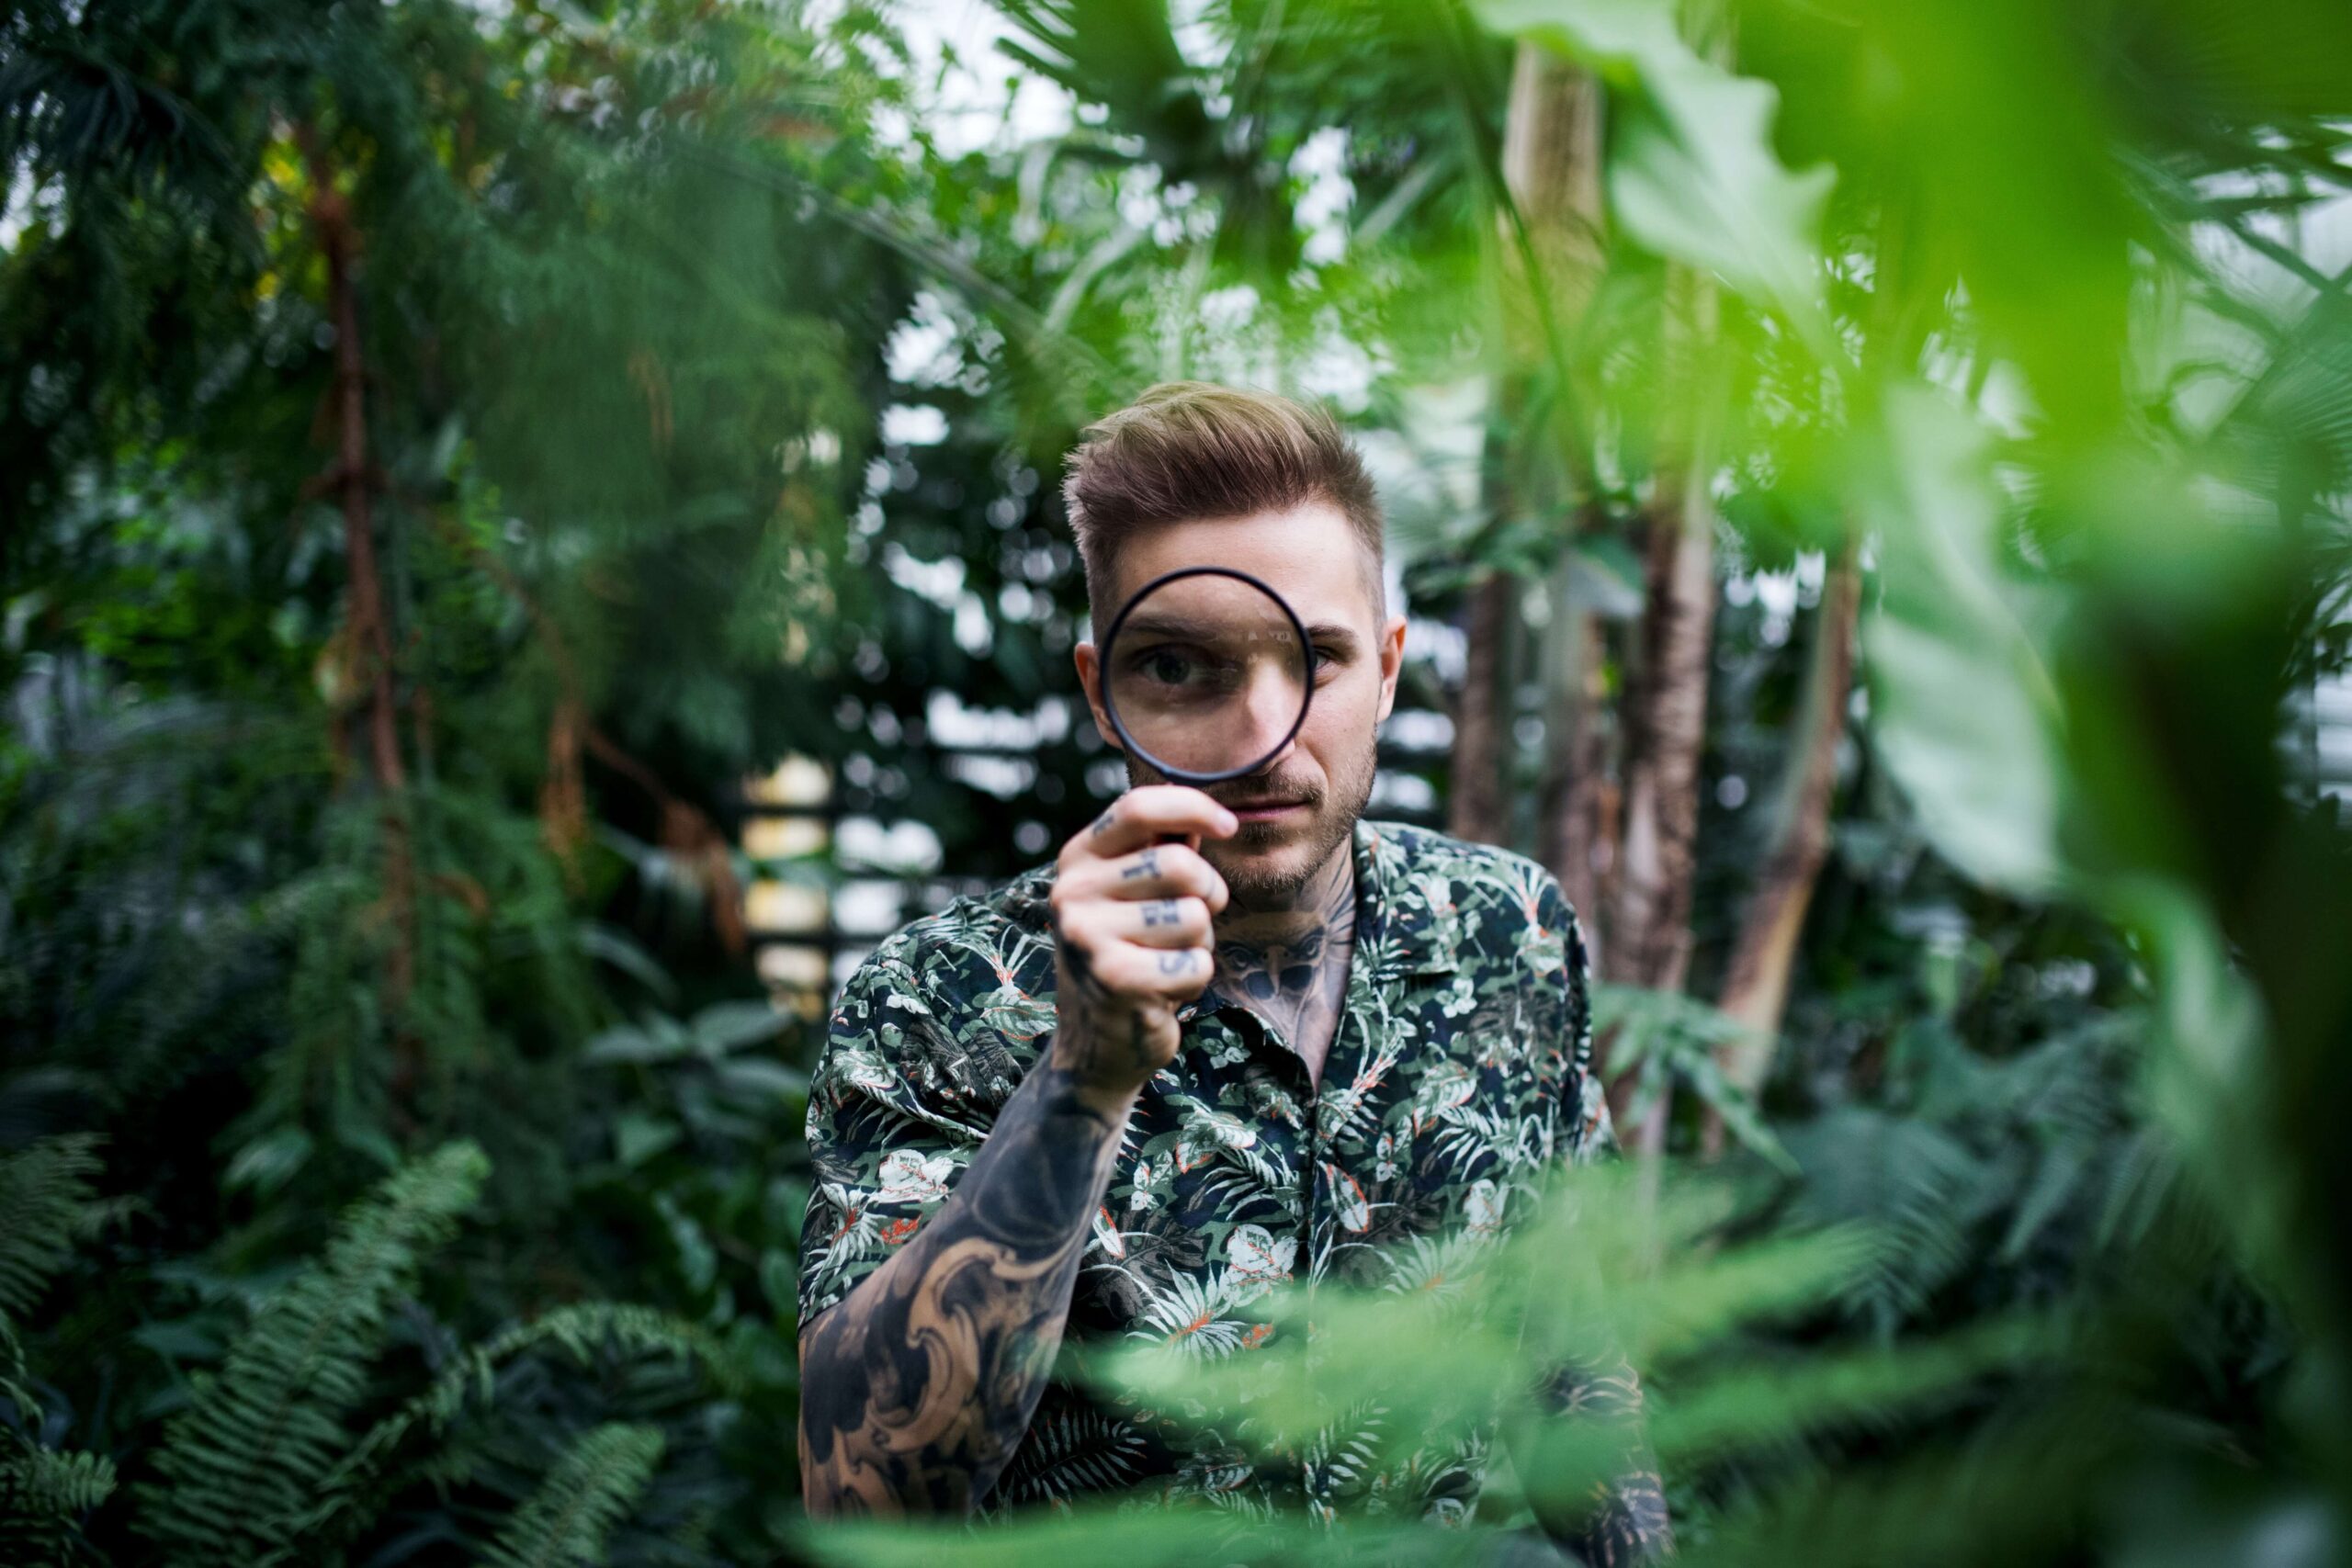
[1211,853,1358,1087]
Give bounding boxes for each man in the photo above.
[796,382,1669,1559]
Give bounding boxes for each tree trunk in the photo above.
[1607,447,1716,996]
[1458,46,1609,860]
[1602,265,1724,1156]
[1500,42,1603,285]
[1447,569,1515,847]
[305,157,402,800]
[301,123,420,1097]
[1702,545,1861,1156]
[1494,39,1614,906]
[1540,580,1616,937]
[1597,1,1739,1157]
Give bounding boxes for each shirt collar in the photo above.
[1166,822,1458,1029]
[1177,817,1459,1024]
[1351,817,1461,983]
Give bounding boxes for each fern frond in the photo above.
[300,1300,736,1546]
[1,1444,119,1517]
[1786,1109,1980,1333]
[132,1141,490,1568]
[0,1134,103,1326]
[0,1443,118,1562]
[0,1317,30,1418]
[478,1421,664,1568]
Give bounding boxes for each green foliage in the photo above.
[481,1423,668,1568]
[0,1133,741,1562]
[0,1134,102,1329]
[1477,0,1837,343]
[0,1449,119,1564]
[0,1135,115,1562]
[795,1161,2054,1566]
[135,1142,491,1565]
[297,1295,744,1554]
[1595,981,1792,1171]
[2,1447,118,1519]
[3,2,906,1552]
[1849,389,2068,896]
[6,0,2349,1561]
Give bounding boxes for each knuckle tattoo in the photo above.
[1120,847,1160,881]
[1140,899,1181,930]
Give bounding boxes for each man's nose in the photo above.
[1238,660,1303,767]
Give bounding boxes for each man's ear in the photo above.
[1374,613,1407,723]
[1072,640,1122,752]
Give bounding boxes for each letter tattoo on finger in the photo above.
[1156,949,1198,976]
[1120,848,1161,882]
[1140,899,1182,930]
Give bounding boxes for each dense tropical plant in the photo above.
[3,0,906,1558]
[5,0,2348,1561]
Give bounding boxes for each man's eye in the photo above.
[1140,649,1195,684]
[1311,646,1342,672]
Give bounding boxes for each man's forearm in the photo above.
[796,1055,1131,1516]
[1545,1462,1672,1567]
[1524,1359,1674,1565]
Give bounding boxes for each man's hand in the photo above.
[797,787,1234,1517]
[1047,785,1236,1100]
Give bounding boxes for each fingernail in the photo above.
[1218,810,1238,833]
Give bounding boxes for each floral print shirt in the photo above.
[798,817,1631,1527]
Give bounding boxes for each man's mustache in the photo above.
[1126,752,1322,810]
[1209,778,1322,810]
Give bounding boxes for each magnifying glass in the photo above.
[1096,565,1313,785]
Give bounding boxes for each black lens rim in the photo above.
[1096,564,1314,784]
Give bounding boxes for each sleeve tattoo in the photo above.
[1525,874,1673,1564]
[1537,1355,1675,1565]
[797,1057,1127,1516]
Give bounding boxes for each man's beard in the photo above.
[1119,732,1378,909]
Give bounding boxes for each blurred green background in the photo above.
[5,0,2350,1562]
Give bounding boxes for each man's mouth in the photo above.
[1224,798,1310,823]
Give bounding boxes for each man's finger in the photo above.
[1078,786,1238,858]
[1086,842,1227,910]
[1056,840,1229,909]
[1119,897,1213,948]
[1091,941,1216,999]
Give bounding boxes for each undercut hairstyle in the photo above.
[1060,381,1385,632]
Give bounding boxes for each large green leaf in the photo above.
[1853,384,2069,895]
[1476,0,1835,343]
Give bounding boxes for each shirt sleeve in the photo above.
[796,934,990,1327]
[1527,873,1674,1564]
[1539,874,1620,1168]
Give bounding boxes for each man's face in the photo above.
[1074,502,1407,908]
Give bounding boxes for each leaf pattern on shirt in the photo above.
[799,817,1645,1535]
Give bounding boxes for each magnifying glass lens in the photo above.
[1102,571,1310,781]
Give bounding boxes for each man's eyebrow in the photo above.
[1305,624,1364,655]
[1117,612,1220,642]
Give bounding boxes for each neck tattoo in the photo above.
[1211,846,1358,1088]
